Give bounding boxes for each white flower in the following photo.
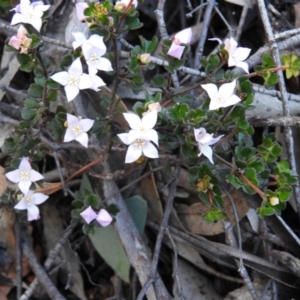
[118,133,158,163]
[210,37,251,73]
[50,58,92,102]
[14,190,48,221]
[122,111,158,145]
[194,128,223,164]
[115,0,138,10]
[72,33,105,51]
[96,209,113,227]
[201,80,241,110]
[5,157,44,194]
[11,0,50,32]
[64,113,94,148]
[75,2,88,22]
[83,43,113,75]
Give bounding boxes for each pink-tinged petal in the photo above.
[50,71,69,86]
[96,209,113,227]
[11,13,27,26]
[199,144,214,164]
[14,198,27,210]
[87,35,106,54]
[117,133,130,145]
[19,157,31,171]
[79,119,94,132]
[125,144,142,163]
[140,129,158,146]
[72,32,87,49]
[121,0,138,8]
[27,204,40,220]
[80,206,97,224]
[142,111,157,130]
[8,36,22,50]
[235,61,249,74]
[148,103,161,113]
[78,74,93,90]
[207,134,224,146]
[69,58,83,77]
[30,18,43,31]
[142,142,158,159]
[76,2,89,21]
[96,57,113,72]
[127,130,140,144]
[5,169,20,183]
[65,85,79,102]
[224,95,241,107]
[167,43,184,59]
[208,37,222,44]
[32,192,48,205]
[123,113,142,130]
[201,83,218,100]
[29,169,44,182]
[175,27,192,44]
[219,80,236,99]
[64,128,75,143]
[75,132,89,148]
[18,179,31,194]
[67,113,79,127]
[17,25,27,38]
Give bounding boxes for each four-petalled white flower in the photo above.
[118,112,159,163]
[11,0,50,32]
[5,157,44,194]
[64,113,94,148]
[201,80,241,110]
[50,58,93,102]
[210,37,251,73]
[194,128,223,164]
[14,190,48,221]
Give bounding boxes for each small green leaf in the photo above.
[28,83,43,98]
[84,194,100,208]
[151,74,167,88]
[24,98,40,109]
[21,109,36,120]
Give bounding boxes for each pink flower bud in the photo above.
[8,36,22,50]
[76,2,89,22]
[96,209,113,227]
[80,206,97,224]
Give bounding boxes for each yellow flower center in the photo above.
[20,170,30,181]
[71,124,83,136]
[25,196,33,206]
[134,139,146,149]
[26,11,35,20]
[94,3,108,16]
[68,75,79,87]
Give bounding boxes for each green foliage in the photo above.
[281,53,300,79]
[254,54,278,87]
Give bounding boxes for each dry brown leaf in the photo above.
[176,189,250,236]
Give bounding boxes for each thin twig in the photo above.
[137,164,181,300]
[14,221,22,299]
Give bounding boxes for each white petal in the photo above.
[200,145,214,164]
[32,193,48,205]
[123,113,141,130]
[141,129,158,146]
[65,85,79,102]
[142,142,158,159]
[76,132,89,148]
[19,180,31,194]
[142,111,157,129]
[227,37,238,53]
[78,74,93,90]
[5,169,20,183]
[29,18,42,31]
[96,209,113,227]
[68,58,83,77]
[208,37,222,44]
[207,134,224,146]
[117,133,130,145]
[125,144,142,163]
[10,13,27,26]
[209,99,222,111]
[96,58,113,72]
[194,128,206,141]
[90,75,106,91]
[219,80,236,99]
[72,32,86,49]
[19,157,31,170]
[175,27,192,44]
[127,130,140,144]
[64,128,75,142]
[88,35,106,54]
[233,47,251,62]
[87,63,98,76]
[82,43,93,61]
[29,169,44,182]
[224,95,241,107]
[27,205,40,220]
[235,61,249,73]
[167,43,184,59]
[14,198,27,210]
[67,113,79,127]
[201,83,218,100]
[50,71,69,86]
[79,119,94,132]
[198,133,213,144]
